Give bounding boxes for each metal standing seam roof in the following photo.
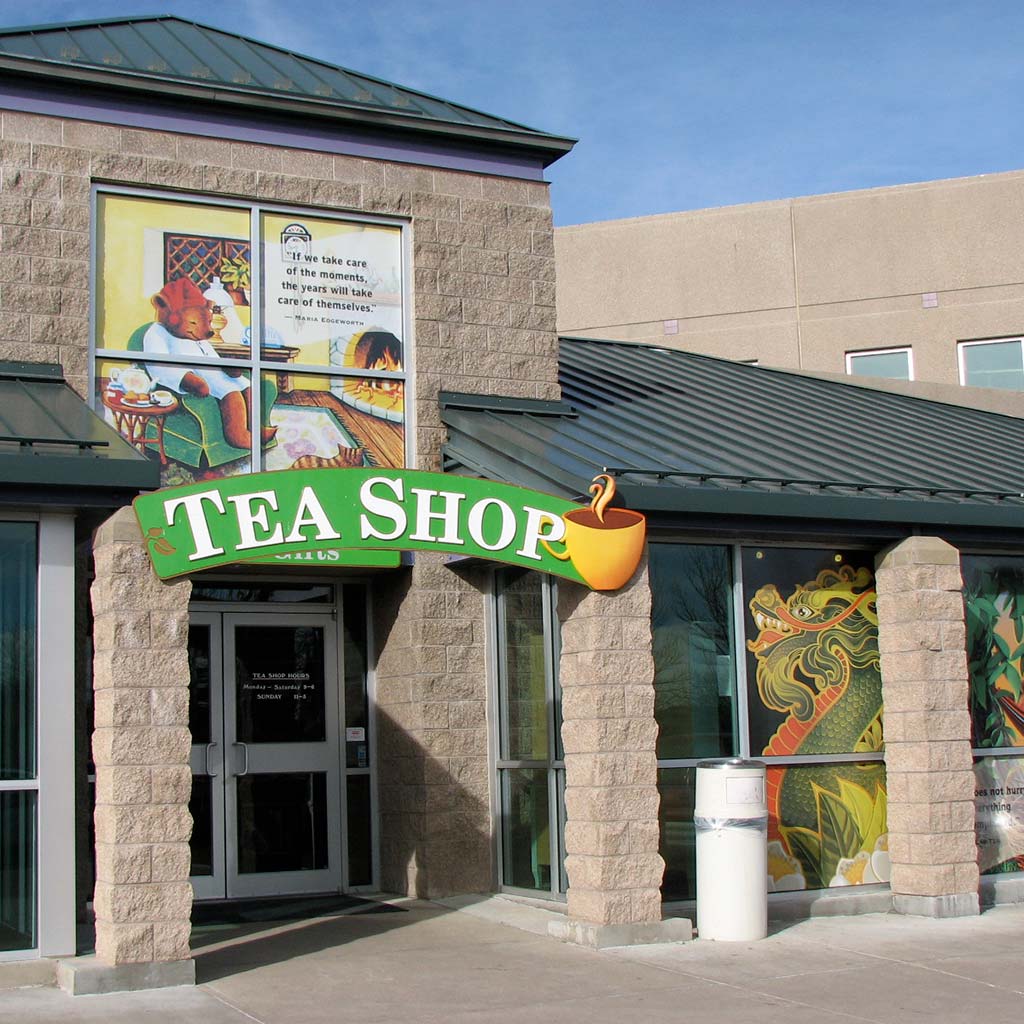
[0,15,576,163]
[0,361,159,495]
[440,337,1024,530]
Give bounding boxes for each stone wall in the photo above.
[876,536,980,917]
[374,559,493,897]
[90,506,193,965]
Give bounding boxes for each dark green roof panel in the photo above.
[0,15,575,154]
[0,362,159,495]
[440,338,1024,530]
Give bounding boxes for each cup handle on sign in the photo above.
[540,539,572,561]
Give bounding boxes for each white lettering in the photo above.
[466,497,516,551]
[360,477,406,541]
[409,488,466,545]
[285,486,342,544]
[164,490,227,561]
[228,491,284,551]
[516,506,565,561]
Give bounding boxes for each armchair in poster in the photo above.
[134,470,647,592]
[94,193,407,489]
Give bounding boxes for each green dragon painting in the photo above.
[747,564,889,890]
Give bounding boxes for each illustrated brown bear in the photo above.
[145,277,276,449]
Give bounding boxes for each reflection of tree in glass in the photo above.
[651,546,736,759]
[966,565,1024,748]
[502,570,547,761]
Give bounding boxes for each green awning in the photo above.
[0,361,159,503]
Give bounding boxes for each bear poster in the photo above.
[94,193,406,488]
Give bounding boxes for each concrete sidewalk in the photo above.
[3,897,1024,1023]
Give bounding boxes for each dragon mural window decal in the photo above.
[651,544,888,901]
[742,550,887,894]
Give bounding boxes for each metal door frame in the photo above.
[188,606,347,899]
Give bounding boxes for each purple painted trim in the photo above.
[0,78,548,181]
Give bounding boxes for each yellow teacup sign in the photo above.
[542,474,647,590]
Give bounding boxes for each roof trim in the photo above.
[0,16,577,165]
[440,391,577,417]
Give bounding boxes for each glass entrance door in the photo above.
[189,612,343,899]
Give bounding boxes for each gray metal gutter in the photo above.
[0,54,577,164]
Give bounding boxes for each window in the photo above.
[650,544,887,901]
[0,514,74,959]
[493,569,566,898]
[92,188,409,488]
[958,338,1024,391]
[962,554,1024,879]
[0,524,37,953]
[845,347,913,381]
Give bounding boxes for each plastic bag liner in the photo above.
[693,815,768,833]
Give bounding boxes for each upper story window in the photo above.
[845,347,913,381]
[92,188,409,488]
[958,338,1024,391]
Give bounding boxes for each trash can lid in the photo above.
[695,757,765,770]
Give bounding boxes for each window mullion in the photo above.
[249,205,262,469]
[732,544,751,759]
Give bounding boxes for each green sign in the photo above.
[134,468,593,583]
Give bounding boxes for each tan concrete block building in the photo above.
[555,171,1024,401]
[2,12,1024,1001]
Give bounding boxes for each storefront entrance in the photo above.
[186,583,372,900]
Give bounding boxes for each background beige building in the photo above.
[555,169,1024,401]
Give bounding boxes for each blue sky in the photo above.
[11,2,1024,225]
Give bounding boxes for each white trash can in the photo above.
[694,758,768,941]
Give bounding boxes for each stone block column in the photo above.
[62,506,195,993]
[875,536,980,918]
[374,557,493,899]
[551,556,691,948]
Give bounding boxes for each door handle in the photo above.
[233,741,249,777]
[205,741,219,778]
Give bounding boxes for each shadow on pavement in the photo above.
[192,897,419,983]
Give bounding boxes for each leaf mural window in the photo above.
[963,556,1024,749]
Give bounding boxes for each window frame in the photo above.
[650,539,885,772]
[957,337,1024,391]
[89,185,415,472]
[489,569,566,902]
[845,346,914,381]
[0,512,75,960]
[651,538,888,903]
